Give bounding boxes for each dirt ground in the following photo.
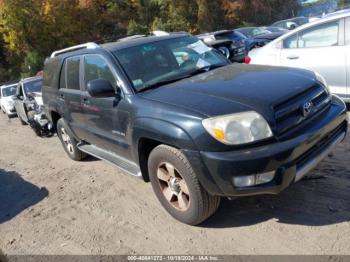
[0,112,349,255]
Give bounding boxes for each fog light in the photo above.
[233,175,256,187]
[233,171,275,188]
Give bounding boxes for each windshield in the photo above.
[2,85,17,97]
[24,79,42,94]
[113,36,229,92]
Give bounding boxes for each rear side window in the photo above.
[283,20,340,49]
[298,21,339,48]
[66,57,81,90]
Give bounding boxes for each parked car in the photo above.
[43,34,347,225]
[263,26,289,33]
[236,27,287,50]
[0,82,18,118]
[247,11,350,102]
[197,30,246,62]
[270,17,310,30]
[14,77,43,125]
[14,76,53,136]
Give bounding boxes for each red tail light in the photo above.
[245,56,251,64]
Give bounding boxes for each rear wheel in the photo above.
[56,118,86,161]
[148,145,221,225]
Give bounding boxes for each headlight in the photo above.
[315,72,329,91]
[202,111,273,145]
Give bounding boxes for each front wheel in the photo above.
[56,118,86,161]
[148,145,221,225]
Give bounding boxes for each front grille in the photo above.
[274,84,331,136]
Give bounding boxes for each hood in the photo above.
[140,64,317,124]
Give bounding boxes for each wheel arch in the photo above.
[132,118,197,182]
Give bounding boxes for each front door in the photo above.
[81,54,131,158]
[280,19,347,96]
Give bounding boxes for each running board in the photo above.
[78,144,142,178]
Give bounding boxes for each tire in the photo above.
[148,145,221,225]
[56,118,87,161]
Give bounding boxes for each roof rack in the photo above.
[117,35,147,42]
[50,42,99,58]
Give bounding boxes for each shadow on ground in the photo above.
[202,168,350,228]
[0,169,48,224]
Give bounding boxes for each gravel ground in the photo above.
[0,113,349,255]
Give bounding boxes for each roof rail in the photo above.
[50,42,99,58]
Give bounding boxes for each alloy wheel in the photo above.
[60,127,74,154]
[157,162,190,211]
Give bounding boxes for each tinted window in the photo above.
[298,21,339,48]
[60,61,66,89]
[84,55,116,87]
[66,57,81,90]
[43,58,60,87]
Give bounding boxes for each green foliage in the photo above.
[0,0,302,82]
[127,20,148,35]
[21,51,44,78]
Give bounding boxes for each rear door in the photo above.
[280,19,347,97]
[59,56,87,139]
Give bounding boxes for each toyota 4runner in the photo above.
[43,33,348,225]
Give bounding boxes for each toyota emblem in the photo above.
[302,102,313,117]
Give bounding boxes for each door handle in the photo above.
[287,55,299,60]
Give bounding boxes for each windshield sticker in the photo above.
[188,41,211,54]
[196,58,211,68]
[132,79,144,88]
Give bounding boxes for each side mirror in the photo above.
[87,79,116,98]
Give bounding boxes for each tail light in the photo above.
[245,56,251,64]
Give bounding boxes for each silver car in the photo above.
[248,11,350,102]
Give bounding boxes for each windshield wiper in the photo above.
[187,63,228,77]
[138,75,193,92]
[138,63,228,93]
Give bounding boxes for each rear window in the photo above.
[43,58,60,88]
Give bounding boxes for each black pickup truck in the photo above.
[42,33,347,225]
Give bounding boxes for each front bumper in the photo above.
[184,97,348,197]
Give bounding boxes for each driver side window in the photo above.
[84,55,117,89]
